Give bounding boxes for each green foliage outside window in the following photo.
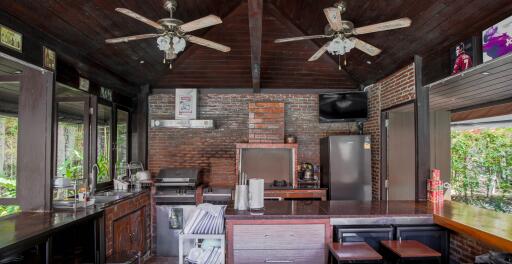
[451,128,512,213]
[0,205,20,218]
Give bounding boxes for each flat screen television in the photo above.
[319,92,368,122]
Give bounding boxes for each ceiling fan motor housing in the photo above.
[324,20,354,36]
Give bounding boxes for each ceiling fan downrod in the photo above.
[163,0,177,19]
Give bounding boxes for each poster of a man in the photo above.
[451,42,473,75]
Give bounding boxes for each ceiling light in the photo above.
[366,60,372,65]
[140,60,145,64]
[327,37,355,56]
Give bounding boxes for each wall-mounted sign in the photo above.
[175,89,197,120]
[79,77,90,92]
[43,46,56,71]
[482,14,512,63]
[100,86,112,101]
[0,25,22,52]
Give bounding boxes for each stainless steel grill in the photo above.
[154,167,199,205]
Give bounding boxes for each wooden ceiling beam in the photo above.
[248,0,263,93]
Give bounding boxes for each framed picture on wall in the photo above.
[450,39,473,75]
[175,89,197,120]
[482,15,512,62]
[43,46,56,70]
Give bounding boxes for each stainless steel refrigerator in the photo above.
[320,135,372,200]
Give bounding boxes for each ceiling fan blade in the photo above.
[351,37,382,56]
[115,8,163,30]
[105,33,161,44]
[274,35,330,43]
[186,35,231,53]
[308,41,331,61]
[179,15,223,33]
[323,8,343,31]
[352,17,412,35]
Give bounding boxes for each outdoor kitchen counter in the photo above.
[225,200,512,252]
[0,207,103,257]
[0,188,150,258]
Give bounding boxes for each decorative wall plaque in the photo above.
[79,77,90,92]
[0,25,22,52]
[43,46,56,70]
[100,86,112,101]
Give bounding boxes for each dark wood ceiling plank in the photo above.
[248,0,263,92]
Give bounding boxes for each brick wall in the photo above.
[148,93,358,183]
[450,232,495,263]
[248,102,285,143]
[364,63,416,199]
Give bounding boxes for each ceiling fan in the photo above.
[274,1,411,68]
[105,0,231,69]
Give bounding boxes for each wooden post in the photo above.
[18,66,54,211]
[248,0,263,93]
[131,85,150,168]
[414,55,429,201]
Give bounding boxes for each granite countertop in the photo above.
[0,188,150,256]
[225,200,433,220]
[225,200,512,252]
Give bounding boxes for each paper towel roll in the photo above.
[236,185,249,211]
[249,178,265,210]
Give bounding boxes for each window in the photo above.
[451,115,512,213]
[116,109,129,179]
[0,114,18,198]
[56,101,87,180]
[0,60,21,217]
[97,104,112,184]
[0,82,19,199]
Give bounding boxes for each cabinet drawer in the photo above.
[233,224,325,250]
[234,249,325,264]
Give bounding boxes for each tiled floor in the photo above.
[145,256,179,264]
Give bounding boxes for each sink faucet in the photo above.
[90,164,99,195]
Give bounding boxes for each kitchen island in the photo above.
[225,200,512,264]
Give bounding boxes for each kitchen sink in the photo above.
[94,195,121,204]
[93,191,132,206]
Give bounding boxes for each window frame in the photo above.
[0,75,21,207]
[95,98,114,191]
[113,105,132,180]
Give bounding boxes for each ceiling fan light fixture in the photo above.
[172,36,186,54]
[327,37,354,56]
[157,36,171,51]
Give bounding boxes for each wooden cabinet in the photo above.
[104,192,151,258]
[112,208,145,256]
[226,219,331,264]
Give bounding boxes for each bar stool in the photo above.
[380,240,442,264]
[329,242,383,264]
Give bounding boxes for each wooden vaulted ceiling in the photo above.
[1,0,512,91]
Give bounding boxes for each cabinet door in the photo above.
[113,213,133,256]
[396,225,449,264]
[130,208,145,255]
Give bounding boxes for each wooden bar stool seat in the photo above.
[380,240,441,264]
[329,242,383,263]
